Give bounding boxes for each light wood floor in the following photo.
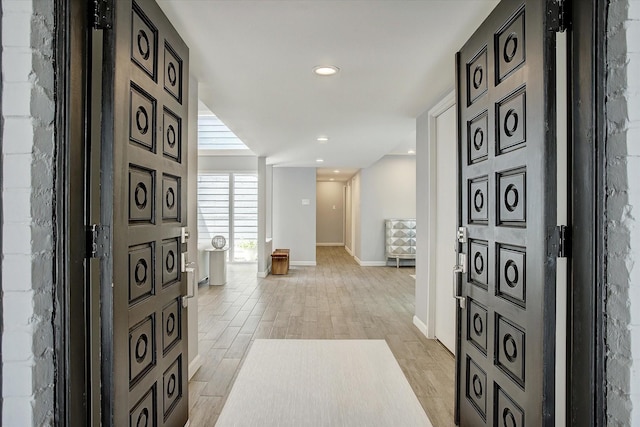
[188,246,455,426]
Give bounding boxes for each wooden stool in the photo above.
[271,249,290,275]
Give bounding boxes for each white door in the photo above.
[434,103,457,353]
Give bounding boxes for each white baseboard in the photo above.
[354,256,387,267]
[188,354,202,380]
[290,261,317,266]
[345,246,353,256]
[316,243,345,247]
[413,315,428,338]
[257,265,271,278]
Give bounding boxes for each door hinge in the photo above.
[549,0,570,33]
[86,224,109,259]
[557,225,571,258]
[92,0,113,30]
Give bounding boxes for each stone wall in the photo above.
[1,0,56,425]
[605,0,640,425]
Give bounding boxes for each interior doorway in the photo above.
[426,92,458,354]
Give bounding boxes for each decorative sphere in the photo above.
[211,235,226,249]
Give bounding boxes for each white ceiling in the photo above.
[158,0,498,169]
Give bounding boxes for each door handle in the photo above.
[453,253,467,309]
[182,262,196,308]
[453,226,468,310]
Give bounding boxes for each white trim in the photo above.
[425,90,456,339]
[290,261,317,266]
[345,245,353,256]
[188,354,202,380]
[316,243,344,247]
[413,315,429,338]
[354,256,387,267]
[257,265,271,278]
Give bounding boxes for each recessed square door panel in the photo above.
[469,176,489,224]
[162,107,181,161]
[129,383,157,427]
[495,7,526,83]
[469,239,489,290]
[129,166,155,224]
[161,238,180,287]
[131,3,158,80]
[468,111,489,164]
[494,383,525,427]
[164,42,183,103]
[129,315,156,386]
[162,174,180,222]
[496,88,526,155]
[497,244,526,307]
[467,47,488,106]
[466,356,487,421]
[163,356,183,420]
[128,242,155,304]
[495,315,526,388]
[497,168,526,226]
[467,299,488,355]
[162,298,181,354]
[129,85,157,152]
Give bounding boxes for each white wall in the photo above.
[415,109,430,328]
[187,75,200,378]
[272,168,317,265]
[198,154,256,172]
[316,181,344,245]
[358,155,416,263]
[351,172,362,260]
[345,182,353,253]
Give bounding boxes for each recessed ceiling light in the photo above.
[408,149,416,154]
[313,65,340,76]
[333,170,340,173]
[316,158,324,163]
[317,136,329,142]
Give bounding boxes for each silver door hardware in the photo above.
[453,253,467,309]
[456,226,468,243]
[182,262,196,308]
[181,227,190,243]
[453,227,468,309]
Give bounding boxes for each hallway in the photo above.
[188,246,454,426]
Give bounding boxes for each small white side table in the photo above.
[207,248,228,286]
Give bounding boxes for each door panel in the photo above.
[455,1,556,425]
[101,1,189,425]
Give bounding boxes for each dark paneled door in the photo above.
[455,1,557,425]
[101,0,189,425]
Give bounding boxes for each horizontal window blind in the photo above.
[197,174,230,246]
[198,114,249,150]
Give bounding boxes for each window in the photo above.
[197,173,258,262]
[198,100,250,151]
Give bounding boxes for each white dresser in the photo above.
[385,219,416,268]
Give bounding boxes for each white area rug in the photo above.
[216,339,433,427]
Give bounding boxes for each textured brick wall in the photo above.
[606,0,640,425]
[1,0,56,425]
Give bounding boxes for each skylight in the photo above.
[198,101,249,151]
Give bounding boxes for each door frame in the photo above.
[567,1,606,425]
[53,0,607,424]
[54,0,91,424]
[425,90,456,340]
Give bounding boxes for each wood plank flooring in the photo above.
[189,246,455,426]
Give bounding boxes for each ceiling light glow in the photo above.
[316,158,324,163]
[334,170,340,173]
[313,65,340,76]
[330,178,335,181]
[317,136,329,142]
[408,149,416,154]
